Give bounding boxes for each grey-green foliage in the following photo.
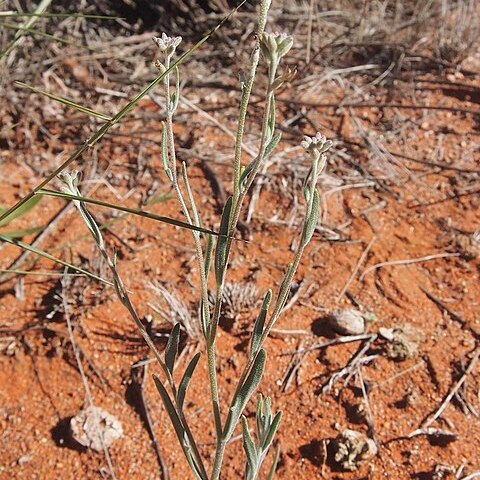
[55,1,333,479]
[241,395,282,480]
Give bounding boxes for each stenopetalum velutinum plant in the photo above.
[59,2,333,478]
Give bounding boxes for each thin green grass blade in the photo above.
[0,12,117,19]
[0,195,42,227]
[0,225,44,239]
[0,0,248,225]
[0,268,84,276]
[1,22,79,47]
[0,0,53,59]
[15,82,112,120]
[0,234,113,286]
[38,189,221,237]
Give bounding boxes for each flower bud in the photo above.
[260,32,293,65]
[58,170,80,195]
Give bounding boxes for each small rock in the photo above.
[329,309,365,335]
[331,429,378,471]
[70,406,123,452]
[17,454,32,466]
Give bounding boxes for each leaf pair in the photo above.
[153,323,205,479]
[223,348,266,440]
[241,395,282,480]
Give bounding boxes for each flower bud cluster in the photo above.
[301,132,333,158]
[260,32,293,66]
[153,33,182,56]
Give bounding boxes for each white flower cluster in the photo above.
[153,33,182,56]
[301,132,333,157]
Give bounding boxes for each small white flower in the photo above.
[301,132,333,157]
[153,33,182,56]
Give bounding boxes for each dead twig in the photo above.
[281,333,376,356]
[420,287,480,340]
[277,98,480,116]
[130,362,169,480]
[409,348,480,437]
[336,236,376,301]
[360,252,460,281]
[322,335,378,394]
[280,339,307,393]
[358,366,380,451]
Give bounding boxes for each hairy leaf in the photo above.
[250,290,272,357]
[214,196,232,286]
[177,352,201,410]
[165,323,181,375]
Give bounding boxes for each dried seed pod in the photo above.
[332,429,378,471]
[329,309,365,335]
[380,324,423,361]
[70,406,123,452]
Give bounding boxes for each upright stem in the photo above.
[210,33,278,480]
[163,56,211,338]
[163,51,228,474]
[229,154,324,406]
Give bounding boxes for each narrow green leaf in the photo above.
[266,444,281,480]
[145,192,172,206]
[265,132,281,157]
[177,352,201,410]
[153,375,206,480]
[214,196,232,286]
[239,160,257,193]
[161,122,173,181]
[302,189,319,246]
[262,411,282,452]
[204,234,214,281]
[0,195,42,227]
[224,349,266,439]
[165,323,181,375]
[200,300,208,338]
[250,290,272,357]
[38,189,220,237]
[0,225,44,239]
[266,95,276,143]
[242,416,258,473]
[14,82,111,120]
[0,235,113,286]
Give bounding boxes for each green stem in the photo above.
[211,437,227,480]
